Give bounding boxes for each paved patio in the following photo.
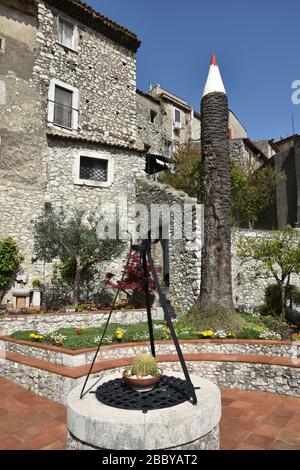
[0,377,299,450]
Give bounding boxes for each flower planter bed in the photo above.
[0,309,158,335]
[0,336,296,367]
[0,348,299,405]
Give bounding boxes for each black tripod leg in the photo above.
[146,250,197,405]
[142,250,156,357]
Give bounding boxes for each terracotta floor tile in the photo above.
[228,399,255,410]
[0,436,22,450]
[0,378,299,451]
[286,415,300,433]
[252,423,282,440]
[262,412,293,428]
[277,429,300,446]
[270,439,300,450]
[220,423,250,443]
[234,442,265,450]
[244,432,275,449]
[220,437,239,450]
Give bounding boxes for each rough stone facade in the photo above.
[0,0,146,306]
[0,339,295,368]
[35,1,137,147]
[136,85,248,158]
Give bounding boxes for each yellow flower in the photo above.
[115,330,124,340]
[29,333,35,338]
[198,330,214,338]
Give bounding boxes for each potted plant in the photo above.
[123,354,163,392]
[32,279,41,288]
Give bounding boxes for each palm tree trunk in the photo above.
[198,92,235,312]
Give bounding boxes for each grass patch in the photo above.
[10,310,293,349]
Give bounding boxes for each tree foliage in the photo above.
[159,145,282,228]
[104,252,156,308]
[159,144,201,200]
[0,237,22,303]
[33,209,124,305]
[237,225,300,317]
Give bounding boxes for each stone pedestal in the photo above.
[31,288,41,308]
[67,372,221,450]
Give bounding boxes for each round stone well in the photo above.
[67,371,221,450]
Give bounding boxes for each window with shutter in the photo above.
[53,86,73,128]
[58,18,74,49]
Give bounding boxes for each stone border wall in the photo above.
[0,309,159,335]
[0,338,294,367]
[1,356,299,404]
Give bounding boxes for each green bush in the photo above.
[187,305,245,334]
[264,284,300,314]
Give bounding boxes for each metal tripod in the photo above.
[80,236,197,405]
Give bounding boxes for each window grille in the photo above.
[80,157,108,182]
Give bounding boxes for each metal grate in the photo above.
[80,156,108,182]
[95,376,193,411]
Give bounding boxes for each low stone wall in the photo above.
[0,309,158,335]
[1,355,299,404]
[0,338,295,367]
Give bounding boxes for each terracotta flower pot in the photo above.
[123,370,162,392]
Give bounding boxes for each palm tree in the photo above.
[197,54,235,313]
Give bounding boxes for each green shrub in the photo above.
[264,284,300,314]
[187,305,245,334]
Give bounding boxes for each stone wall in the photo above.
[136,177,202,310]
[136,91,165,155]
[0,339,294,368]
[0,1,147,306]
[35,1,137,148]
[232,229,300,311]
[0,359,298,405]
[0,308,158,335]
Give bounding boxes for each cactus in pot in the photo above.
[123,354,162,391]
[131,354,159,377]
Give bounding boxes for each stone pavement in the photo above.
[0,377,299,450]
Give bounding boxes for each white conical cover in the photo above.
[203,53,226,97]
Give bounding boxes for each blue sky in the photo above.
[88,0,300,140]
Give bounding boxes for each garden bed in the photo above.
[0,309,159,335]
[0,335,296,368]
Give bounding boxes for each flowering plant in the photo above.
[50,333,67,347]
[291,333,300,342]
[198,330,214,339]
[29,332,44,342]
[115,329,125,342]
[75,328,83,335]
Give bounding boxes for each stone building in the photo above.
[0,0,147,308]
[0,0,286,313]
[257,134,300,230]
[136,84,247,158]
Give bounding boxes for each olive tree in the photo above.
[33,209,124,305]
[238,225,300,318]
[0,237,22,303]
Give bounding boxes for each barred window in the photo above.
[79,156,108,182]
